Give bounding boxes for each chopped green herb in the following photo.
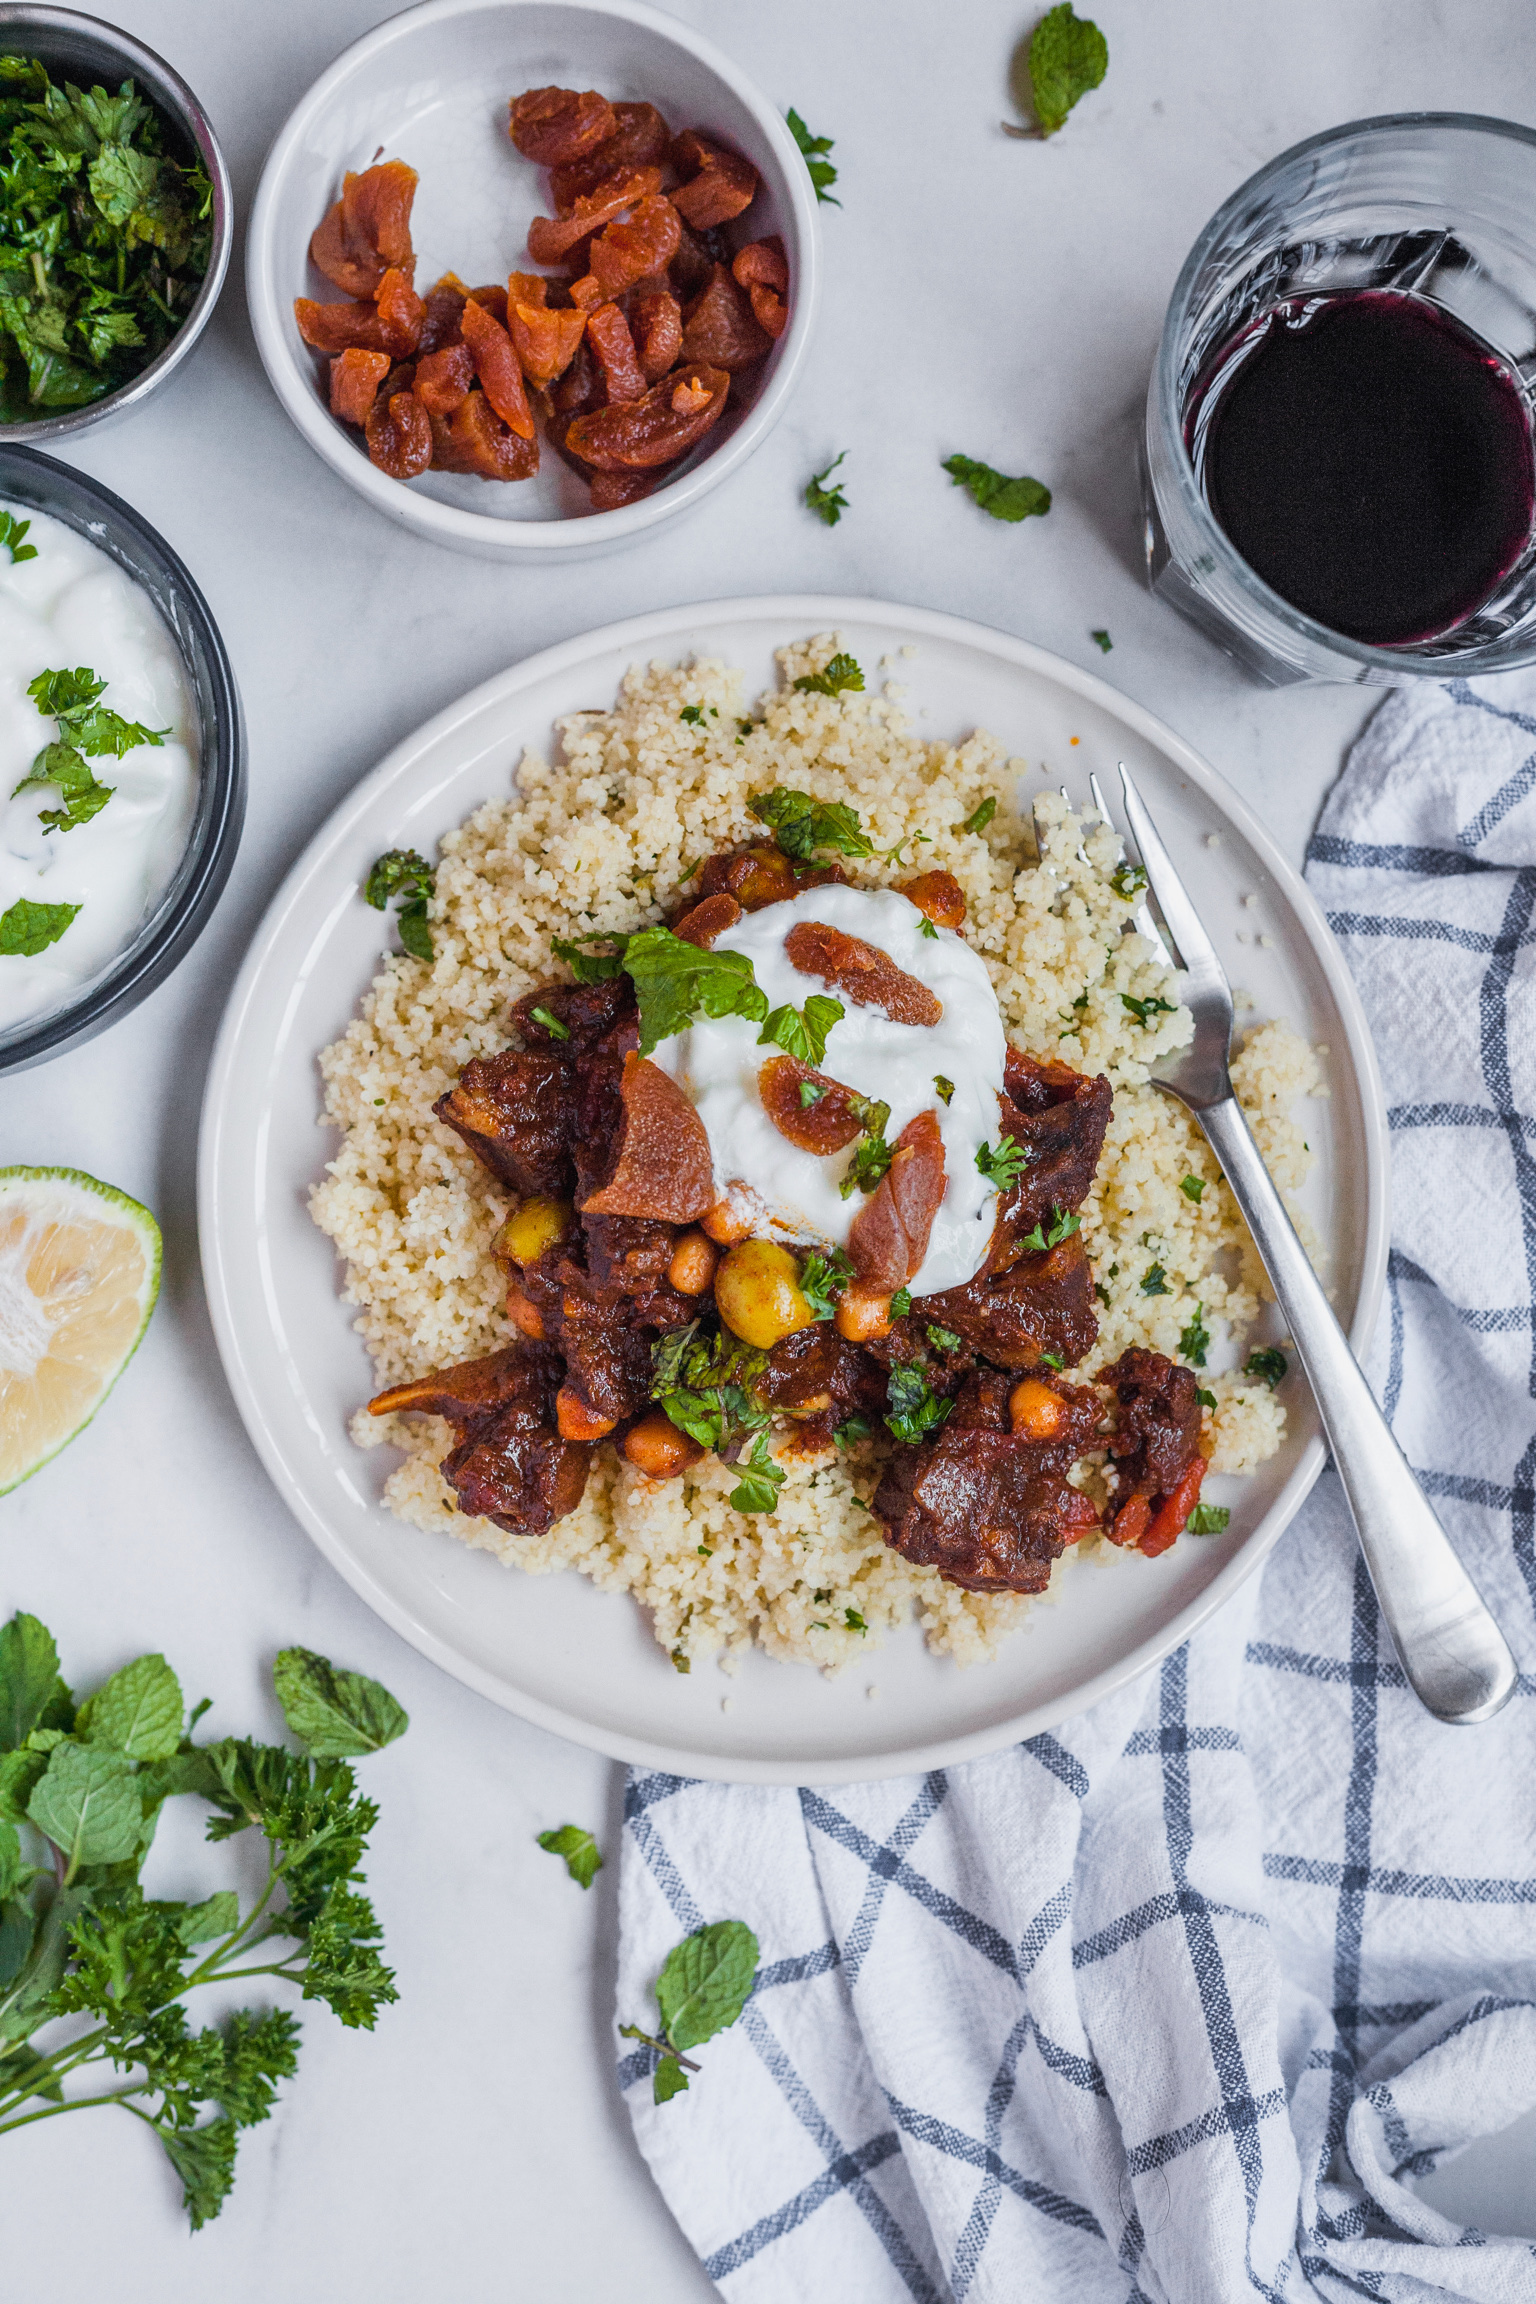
[885,1365,952,1445]
[1179,1303,1210,1368]
[529,1004,570,1041]
[1028,2,1109,136]
[758,991,844,1067]
[962,797,998,835]
[679,704,706,726]
[976,1136,1029,1190]
[1039,1350,1065,1370]
[800,1247,855,1321]
[1021,1207,1081,1253]
[750,784,873,862]
[792,651,864,697]
[1196,1388,1217,1410]
[14,664,166,835]
[933,1074,955,1105]
[363,847,435,962]
[919,914,939,939]
[839,1123,894,1199]
[1244,1347,1288,1389]
[621,923,768,1056]
[651,1322,770,1463]
[729,1436,786,1515]
[1180,1174,1205,1204]
[925,1324,963,1355]
[1141,1263,1170,1296]
[844,1609,867,1635]
[804,449,849,525]
[942,453,1051,523]
[1091,628,1112,652]
[833,1417,872,1449]
[1121,992,1176,1026]
[799,1079,827,1108]
[0,509,35,562]
[621,1918,759,2105]
[0,895,79,955]
[697,1544,713,1558]
[786,108,839,204]
[550,932,625,983]
[736,718,754,738]
[889,1286,913,1320]
[1111,861,1148,900]
[537,1824,603,1889]
[1186,1503,1231,1536]
[1094,1282,1112,1308]
[669,1648,690,1674]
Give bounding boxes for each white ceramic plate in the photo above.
[198,597,1388,1784]
[246,0,820,562]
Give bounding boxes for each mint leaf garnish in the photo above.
[272,1647,408,1757]
[942,454,1050,523]
[0,896,80,955]
[537,1824,603,1889]
[1028,3,1109,135]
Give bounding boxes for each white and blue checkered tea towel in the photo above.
[616,675,1536,2302]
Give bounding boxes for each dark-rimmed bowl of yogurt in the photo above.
[0,445,244,1074]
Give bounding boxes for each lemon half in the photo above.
[0,1167,162,1495]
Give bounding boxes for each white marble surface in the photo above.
[4,0,1535,2287]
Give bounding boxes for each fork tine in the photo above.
[1117,764,1232,1002]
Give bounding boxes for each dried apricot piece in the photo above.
[589,469,657,510]
[569,275,605,312]
[417,274,468,353]
[635,290,682,381]
[329,345,390,424]
[585,193,681,302]
[430,388,539,479]
[670,131,759,227]
[551,101,670,208]
[509,87,616,165]
[565,360,728,469]
[526,165,663,266]
[552,335,603,419]
[414,341,475,416]
[668,216,724,300]
[460,296,534,437]
[465,283,509,326]
[681,263,771,370]
[375,265,425,356]
[581,1055,714,1222]
[508,297,586,383]
[585,302,646,404]
[848,1111,947,1288]
[732,237,789,339]
[365,388,433,478]
[310,160,418,296]
[508,271,549,309]
[784,921,944,1027]
[759,1057,868,1154]
[698,845,804,910]
[900,870,966,929]
[295,295,390,354]
[672,891,742,946]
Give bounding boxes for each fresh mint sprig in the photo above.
[12,663,167,834]
[621,1918,759,2104]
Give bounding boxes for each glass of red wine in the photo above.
[1142,114,1536,685]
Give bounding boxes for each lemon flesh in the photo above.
[0,1167,161,1495]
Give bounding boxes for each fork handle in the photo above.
[1190,1093,1516,1724]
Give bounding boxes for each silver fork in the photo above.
[1093,764,1516,1726]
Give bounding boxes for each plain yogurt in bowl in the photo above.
[0,503,198,1034]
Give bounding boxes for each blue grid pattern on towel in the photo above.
[615,678,1536,2303]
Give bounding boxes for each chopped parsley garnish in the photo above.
[840,1118,894,1199]
[363,847,435,961]
[537,1824,602,1888]
[786,108,839,204]
[12,663,166,834]
[800,1079,827,1107]
[1197,1388,1217,1410]
[0,59,214,419]
[975,1135,1029,1190]
[1185,1503,1231,1535]
[750,783,873,862]
[1091,628,1112,652]
[919,914,939,939]
[1121,992,1176,1026]
[550,932,625,982]
[0,509,35,562]
[926,1323,962,1354]
[0,894,79,954]
[1028,3,1109,136]
[844,1608,867,1635]
[800,1246,855,1320]
[736,718,754,738]
[933,1074,955,1105]
[621,923,769,1056]
[1180,1174,1205,1203]
[1111,861,1148,899]
[792,651,864,697]
[1039,1350,1065,1369]
[1021,1206,1080,1253]
[1244,1346,1288,1389]
[804,449,849,524]
[889,1286,913,1319]
[942,453,1051,523]
[961,797,997,835]
[1141,1263,1170,1296]
[651,1322,770,1462]
[834,1416,872,1448]
[1179,1303,1210,1368]
[758,991,843,1067]
[885,1364,953,1444]
[620,1918,759,2107]
[679,704,706,726]
[528,1004,569,1041]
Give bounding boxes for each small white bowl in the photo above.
[246,0,820,562]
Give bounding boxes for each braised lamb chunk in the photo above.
[873,1375,1102,1593]
[757,1323,886,1451]
[916,1231,1098,1371]
[997,1053,1113,1239]
[368,1342,590,1534]
[433,1047,575,1194]
[1101,1347,1207,1556]
[511,973,633,1050]
[569,1013,638,1206]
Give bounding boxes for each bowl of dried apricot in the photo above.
[246,0,820,560]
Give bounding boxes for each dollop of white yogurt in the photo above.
[0,503,198,1034]
[653,883,1009,1295]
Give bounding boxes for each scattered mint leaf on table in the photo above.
[537,1825,603,1890]
[0,1613,70,1750]
[785,109,839,204]
[804,449,849,525]
[75,1651,183,1760]
[1091,629,1112,652]
[792,652,864,696]
[272,1647,408,1758]
[943,454,1051,523]
[0,896,80,955]
[1028,3,1109,136]
[651,2050,691,2102]
[656,1919,758,2052]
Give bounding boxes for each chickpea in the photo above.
[623,1410,705,1480]
[715,1239,816,1349]
[835,1283,894,1343]
[555,1386,616,1442]
[668,1228,720,1295]
[495,1195,572,1269]
[1009,1376,1066,1440]
[505,1281,546,1340]
[702,1191,756,1245]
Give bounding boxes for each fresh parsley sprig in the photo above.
[1020,1205,1079,1253]
[785,109,839,204]
[943,454,1051,524]
[792,651,864,697]
[621,1919,759,2104]
[804,450,849,525]
[0,1619,403,2231]
[975,1136,1029,1190]
[1121,992,1176,1027]
[1179,1303,1210,1367]
[1244,1347,1288,1389]
[364,848,435,963]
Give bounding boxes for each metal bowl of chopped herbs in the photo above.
[0,6,231,436]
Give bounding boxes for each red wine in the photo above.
[1187,290,1536,646]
